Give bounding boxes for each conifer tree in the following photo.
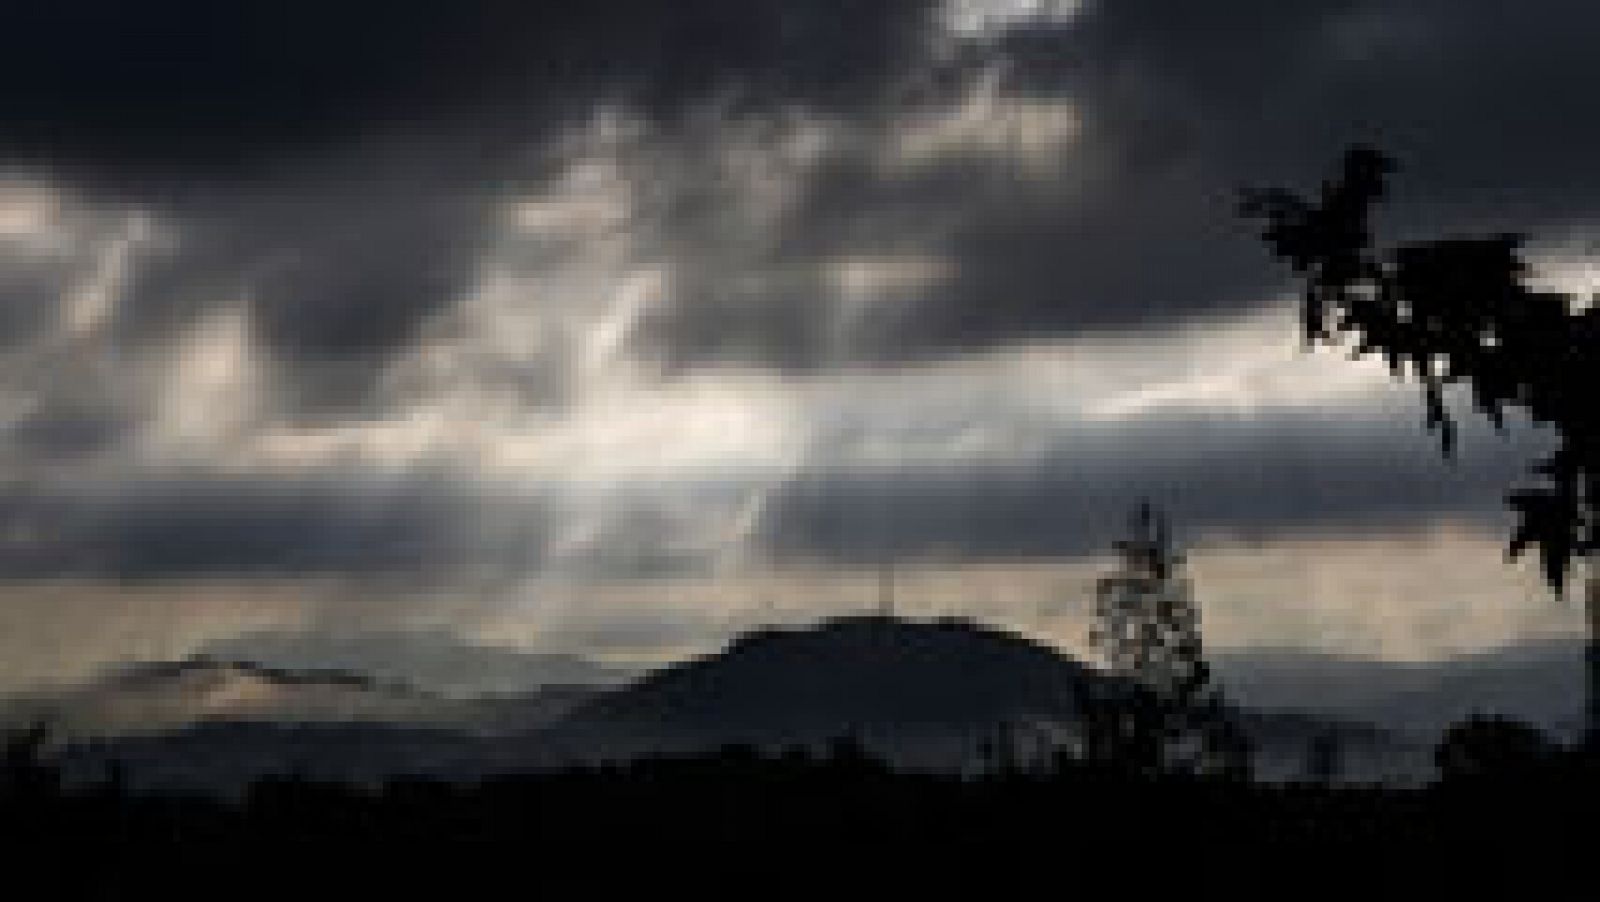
[1083,503,1250,777]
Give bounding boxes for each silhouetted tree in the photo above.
[1304,729,1344,786]
[1083,503,1251,778]
[1244,147,1600,742]
[824,732,879,773]
[0,722,57,801]
[1435,713,1554,782]
[979,721,1022,776]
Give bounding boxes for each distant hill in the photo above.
[0,627,634,745]
[199,629,636,696]
[1214,637,1586,739]
[541,616,1142,772]
[42,617,1119,787]
[28,617,1435,793]
[546,616,1427,780]
[112,656,412,694]
[563,616,1096,738]
[0,655,600,742]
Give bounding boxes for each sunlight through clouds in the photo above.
[1,0,1595,698]
[943,0,1087,38]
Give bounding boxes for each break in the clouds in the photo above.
[2,1,1598,682]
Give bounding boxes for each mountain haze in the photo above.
[0,656,600,742]
[34,618,1437,791]
[201,630,636,696]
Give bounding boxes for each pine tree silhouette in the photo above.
[1083,502,1250,778]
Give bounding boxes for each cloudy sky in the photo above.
[2,0,1594,691]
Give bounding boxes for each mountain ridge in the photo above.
[29,617,1437,791]
[0,652,604,742]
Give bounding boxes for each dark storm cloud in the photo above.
[0,404,1554,580]
[103,178,497,412]
[1041,0,1600,215]
[0,472,532,580]
[0,400,133,463]
[0,1,937,178]
[0,202,122,349]
[0,273,63,350]
[2,0,1592,585]
[0,466,759,582]
[8,1,1597,383]
[759,411,1551,563]
[642,0,1600,368]
[908,0,1600,350]
[0,1,941,411]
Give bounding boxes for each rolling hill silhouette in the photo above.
[1214,638,1587,739]
[540,616,1427,780]
[0,655,601,742]
[543,616,1113,769]
[30,617,1433,791]
[200,629,636,696]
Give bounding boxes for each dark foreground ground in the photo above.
[3,735,1594,896]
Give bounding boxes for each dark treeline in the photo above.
[3,722,1593,891]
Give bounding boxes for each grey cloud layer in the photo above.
[0,472,506,580]
[761,408,1548,563]
[0,406,1548,581]
[780,0,1600,363]
[1,0,939,413]
[10,2,1599,385]
[551,0,1600,370]
[2,1,1596,586]
[0,1,934,176]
